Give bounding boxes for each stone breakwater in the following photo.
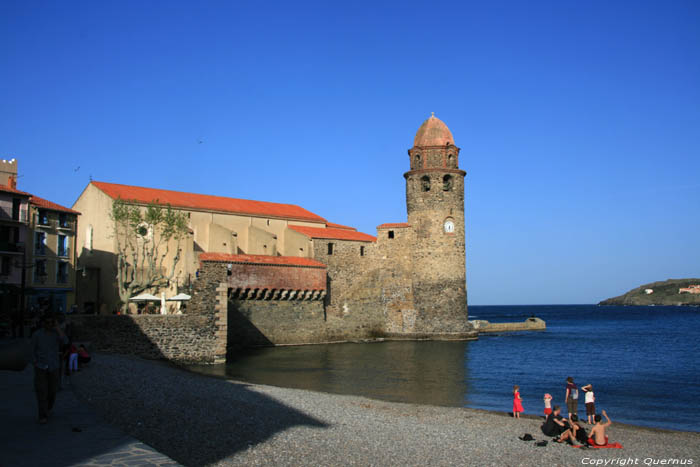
[470,316,547,333]
[70,354,698,467]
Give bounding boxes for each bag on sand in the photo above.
[519,434,534,441]
[535,441,548,447]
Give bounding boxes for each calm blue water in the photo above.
[188,305,700,432]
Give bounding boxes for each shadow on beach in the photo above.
[71,353,329,466]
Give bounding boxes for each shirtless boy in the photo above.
[589,410,612,446]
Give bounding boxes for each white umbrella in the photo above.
[129,293,160,301]
[160,292,167,315]
[166,293,191,301]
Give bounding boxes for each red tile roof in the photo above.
[199,253,326,268]
[326,222,357,231]
[0,184,32,197]
[92,181,327,223]
[30,195,80,215]
[377,223,411,229]
[288,225,376,242]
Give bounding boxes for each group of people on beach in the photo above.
[512,376,618,447]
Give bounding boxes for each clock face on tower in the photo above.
[444,219,454,233]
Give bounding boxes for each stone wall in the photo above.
[69,313,226,364]
[311,238,374,317]
[228,299,327,347]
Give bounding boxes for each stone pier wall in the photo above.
[69,313,226,364]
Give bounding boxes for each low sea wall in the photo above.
[469,317,546,333]
[68,314,226,364]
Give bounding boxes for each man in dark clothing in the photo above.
[31,314,68,424]
[541,405,569,437]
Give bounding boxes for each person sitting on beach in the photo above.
[569,414,589,445]
[541,405,569,438]
[588,410,612,446]
[77,345,91,367]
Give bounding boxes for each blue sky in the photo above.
[2,1,698,305]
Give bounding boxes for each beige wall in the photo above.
[72,182,332,310]
[206,222,237,254]
[283,228,312,257]
[247,225,277,255]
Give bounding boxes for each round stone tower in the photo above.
[404,114,474,336]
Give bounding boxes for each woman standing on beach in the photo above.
[513,385,524,418]
[565,377,578,418]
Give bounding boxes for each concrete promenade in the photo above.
[0,352,178,467]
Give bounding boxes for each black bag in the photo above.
[535,440,548,447]
[519,434,534,441]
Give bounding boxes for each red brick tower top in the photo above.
[413,113,455,147]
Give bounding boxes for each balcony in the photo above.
[57,219,75,231]
[0,209,28,223]
[33,216,76,231]
[0,242,24,254]
[34,214,51,228]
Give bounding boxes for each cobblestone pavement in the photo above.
[0,340,179,467]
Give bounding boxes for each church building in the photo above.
[72,115,476,346]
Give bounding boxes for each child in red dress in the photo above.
[513,385,524,418]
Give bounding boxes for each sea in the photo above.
[187,305,700,432]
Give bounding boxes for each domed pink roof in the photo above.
[413,114,454,147]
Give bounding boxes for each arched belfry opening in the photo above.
[443,175,453,191]
[421,175,431,192]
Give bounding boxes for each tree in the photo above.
[111,198,189,312]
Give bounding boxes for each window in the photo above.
[360,246,365,256]
[57,261,68,284]
[388,231,394,239]
[35,232,46,255]
[58,213,68,228]
[414,154,421,168]
[443,175,453,191]
[12,198,21,221]
[327,243,334,255]
[37,209,49,226]
[421,176,430,192]
[34,259,47,281]
[447,154,454,167]
[58,235,68,257]
[1,256,10,276]
[86,225,93,251]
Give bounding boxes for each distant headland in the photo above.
[599,278,700,306]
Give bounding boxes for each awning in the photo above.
[129,293,160,301]
[166,293,191,301]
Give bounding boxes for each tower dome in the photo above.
[413,113,454,147]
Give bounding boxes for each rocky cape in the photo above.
[599,278,700,306]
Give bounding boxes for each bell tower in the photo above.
[404,114,473,335]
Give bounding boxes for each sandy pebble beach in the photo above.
[71,354,699,467]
